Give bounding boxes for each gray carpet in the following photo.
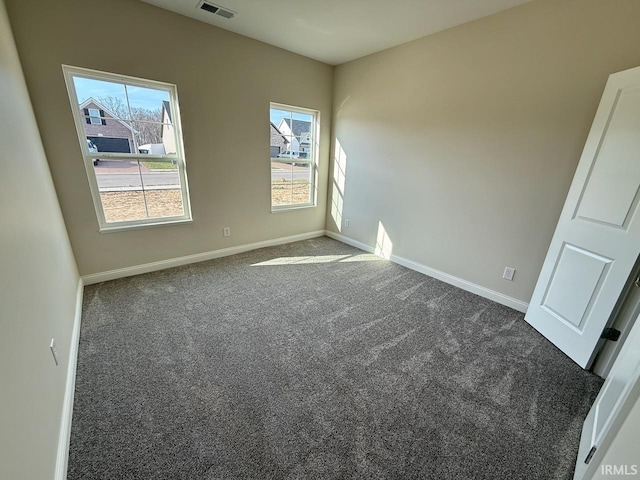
[68,236,602,479]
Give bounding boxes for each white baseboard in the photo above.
[82,230,326,285]
[325,230,529,313]
[325,230,375,257]
[55,279,83,480]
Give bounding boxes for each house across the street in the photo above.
[79,97,135,154]
[277,117,311,158]
[270,121,289,157]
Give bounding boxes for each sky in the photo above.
[73,77,169,111]
[270,108,313,127]
[74,76,313,125]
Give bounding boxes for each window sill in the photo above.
[271,204,316,213]
[99,217,193,233]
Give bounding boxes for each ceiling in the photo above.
[139,0,532,65]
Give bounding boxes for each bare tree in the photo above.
[130,107,163,145]
[97,96,128,119]
[98,96,163,145]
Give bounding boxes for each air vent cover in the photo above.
[199,1,235,19]
[215,8,235,19]
[200,2,218,14]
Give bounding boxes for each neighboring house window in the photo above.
[62,65,192,231]
[88,108,102,124]
[270,103,318,210]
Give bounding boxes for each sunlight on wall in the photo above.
[375,221,393,259]
[331,139,348,231]
[331,187,344,231]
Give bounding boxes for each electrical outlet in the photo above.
[223,227,231,237]
[344,219,350,228]
[503,267,516,281]
[50,338,59,366]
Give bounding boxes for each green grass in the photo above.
[141,161,177,170]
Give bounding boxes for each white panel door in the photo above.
[526,66,640,368]
[573,313,640,479]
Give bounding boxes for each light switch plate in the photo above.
[50,338,59,366]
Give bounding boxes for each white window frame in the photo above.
[88,108,101,125]
[62,65,192,232]
[270,102,319,212]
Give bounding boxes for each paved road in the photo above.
[96,169,310,189]
[271,169,310,181]
[96,171,179,188]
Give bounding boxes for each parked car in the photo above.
[87,139,100,165]
[277,151,299,159]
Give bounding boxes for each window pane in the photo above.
[80,106,135,151]
[95,159,184,223]
[95,160,145,222]
[294,112,313,124]
[87,135,133,154]
[269,104,316,209]
[294,162,312,179]
[160,121,178,155]
[284,122,312,159]
[66,66,191,229]
[295,135,313,159]
[271,161,311,206]
[145,189,184,219]
[125,85,170,123]
[74,79,169,154]
[269,108,291,127]
[271,162,293,207]
[73,77,129,120]
[131,121,164,153]
[140,160,180,190]
[94,159,142,191]
[100,190,148,223]
[140,160,184,219]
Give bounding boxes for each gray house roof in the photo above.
[283,118,311,138]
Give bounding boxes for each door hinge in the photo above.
[585,446,597,464]
[601,328,621,341]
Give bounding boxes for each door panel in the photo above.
[541,244,612,331]
[526,66,640,368]
[575,87,640,228]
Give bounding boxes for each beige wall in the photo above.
[329,0,640,303]
[5,0,333,276]
[3,0,640,476]
[0,0,80,477]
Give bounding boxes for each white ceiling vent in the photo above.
[198,1,236,19]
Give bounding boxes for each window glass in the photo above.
[64,66,191,230]
[88,108,101,124]
[269,104,318,210]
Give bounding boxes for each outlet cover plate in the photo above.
[503,267,516,281]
